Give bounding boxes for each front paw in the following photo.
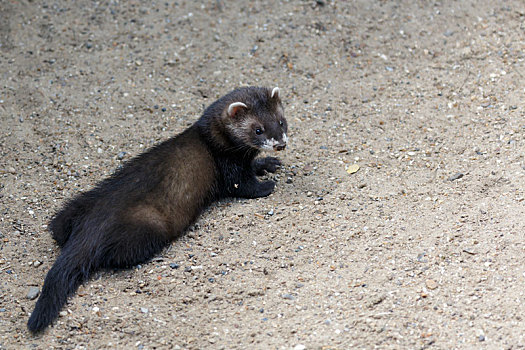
[254,180,276,198]
[253,157,281,175]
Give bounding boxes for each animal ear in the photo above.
[271,87,280,99]
[227,102,248,118]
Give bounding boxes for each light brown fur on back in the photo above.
[150,129,215,237]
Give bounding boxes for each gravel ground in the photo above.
[1,0,525,349]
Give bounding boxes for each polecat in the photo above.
[27,86,288,333]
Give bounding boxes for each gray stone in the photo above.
[27,287,40,300]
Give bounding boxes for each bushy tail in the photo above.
[27,244,93,333]
[28,220,171,333]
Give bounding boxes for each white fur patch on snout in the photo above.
[262,138,280,150]
[262,133,287,151]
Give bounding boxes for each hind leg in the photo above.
[99,223,170,269]
[49,197,89,247]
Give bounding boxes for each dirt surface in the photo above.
[1,0,525,348]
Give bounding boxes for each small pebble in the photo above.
[417,253,428,263]
[33,261,41,268]
[448,172,464,181]
[26,287,40,300]
[281,293,295,300]
[169,263,180,269]
[425,279,438,290]
[479,335,485,342]
[59,311,68,317]
[140,307,149,314]
[117,151,127,160]
[294,345,306,350]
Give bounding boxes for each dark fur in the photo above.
[28,86,288,333]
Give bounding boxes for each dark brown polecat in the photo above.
[28,86,288,333]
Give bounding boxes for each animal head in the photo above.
[224,86,288,152]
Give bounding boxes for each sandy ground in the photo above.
[1,0,525,349]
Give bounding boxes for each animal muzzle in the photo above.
[273,143,286,151]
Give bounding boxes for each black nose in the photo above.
[274,143,286,151]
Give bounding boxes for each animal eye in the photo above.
[255,128,263,135]
[279,120,284,126]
